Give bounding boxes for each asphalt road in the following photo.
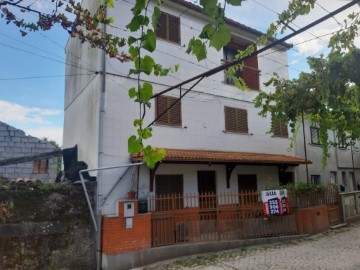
[142,221,360,270]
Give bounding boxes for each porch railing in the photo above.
[150,191,297,247]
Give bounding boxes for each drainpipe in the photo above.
[301,112,309,184]
[96,5,107,269]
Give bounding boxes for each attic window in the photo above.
[33,159,48,174]
[223,44,260,90]
[156,11,180,44]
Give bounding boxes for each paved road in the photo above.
[143,222,360,270]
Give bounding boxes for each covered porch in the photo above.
[132,148,310,247]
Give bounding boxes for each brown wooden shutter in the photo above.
[225,107,248,133]
[274,120,288,138]
[225,106,237,132]
[168,14,180,44]
[156,12,167,39]
[169,97,181,126]
[237,109,248,133]
[40,159,48,174]
[155,12,180,44]
[155,96,181,126]
[273,120,281,137]
[156,96,169,125]
[32,160,40,173]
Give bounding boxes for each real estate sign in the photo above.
[262,189,289,216]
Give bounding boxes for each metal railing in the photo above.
[339,191,360,223]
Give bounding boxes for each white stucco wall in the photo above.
[295,121,360,191]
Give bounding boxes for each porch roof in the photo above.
[132,148,311,165]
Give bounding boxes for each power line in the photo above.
[0,72,95,81]
[315,2,343,27]
[0,41,94,72]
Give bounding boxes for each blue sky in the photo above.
[0,0,356,146]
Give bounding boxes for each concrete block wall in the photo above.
[0,121,57,182]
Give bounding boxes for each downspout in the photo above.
[96,5,107,269]
[301,112,309,184]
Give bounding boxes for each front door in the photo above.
[197,171,216,209]
[238,174,257,191]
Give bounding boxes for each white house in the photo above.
[64,0,308,215]
[63,0,354,268]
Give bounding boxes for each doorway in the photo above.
[197,171,216,209]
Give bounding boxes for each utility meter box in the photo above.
[124,202,134,218]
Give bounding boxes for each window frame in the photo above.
[32,159,48,174]
[155,95,182,127]
[311,175,321,185]
[310,126,321,145]
[273,119,289,138]
[224,106,249,134]
[155,11,181,44]
[223,43,260,90]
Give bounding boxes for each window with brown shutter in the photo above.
[223,44,260,90]
[156,11,180,44]
[155,95,182,127]
[224,106,248,134]
[32,159,48,174]
[273,120,288,138]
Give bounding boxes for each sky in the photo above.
[0,0,358,146]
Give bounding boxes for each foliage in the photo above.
[255,48,360,166]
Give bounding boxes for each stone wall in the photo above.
[0,121,57,182]
[0,183,96,270]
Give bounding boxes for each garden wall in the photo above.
[0,183,96,270]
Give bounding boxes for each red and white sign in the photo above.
[262,189,290,216]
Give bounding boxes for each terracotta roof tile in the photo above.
[132,148,311,165]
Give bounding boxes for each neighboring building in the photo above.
[295,121,360,191]
[0,121,57,182]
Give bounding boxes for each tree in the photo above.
[255,48,360,166]
[2,0,359,167]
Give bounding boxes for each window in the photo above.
[311,175,321,185]
[224,106,248,134]
[273,120,288,138]
[155,95,182,127]
[310,126,320,145]
[337,133,347,149]
[32,159,48,174]
[330,171,337,184]
[155,11,180,44]
[223,44,260,90]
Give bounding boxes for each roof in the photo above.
[170,0,293,49]
[132,148,311,165]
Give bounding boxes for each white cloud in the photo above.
[0,100,62,124]
[25,126,63,146]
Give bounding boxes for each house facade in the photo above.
[63,0,313,268]
[64,0,308,215]
[295,121,360,191]
[0,121,58,182]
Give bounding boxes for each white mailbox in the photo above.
[124,202,134,218]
